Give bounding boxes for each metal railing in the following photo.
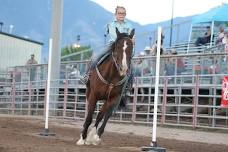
[0,52,228,130]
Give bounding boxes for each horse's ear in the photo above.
[129,29,135,39]
[116,27,121,36]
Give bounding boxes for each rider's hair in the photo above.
[115,6,126,14]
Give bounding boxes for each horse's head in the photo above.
[112,28,135,76]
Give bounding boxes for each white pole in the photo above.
[187,24,193,54]
[44,38,53,131]
[210,21,214,48]
[151,27,162,146]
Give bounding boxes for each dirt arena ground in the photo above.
[0,115,228,152]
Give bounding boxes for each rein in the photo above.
[95,36,132,99]
[112,51,121,72]
[95,66,128,87]
[95,65,128,100]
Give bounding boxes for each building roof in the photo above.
[192,3,228,23]
[0,31,43,45]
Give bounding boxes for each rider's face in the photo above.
[115,8,126,22]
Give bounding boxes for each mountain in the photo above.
[0,0,193,63]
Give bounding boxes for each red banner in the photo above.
[221,76,228,107]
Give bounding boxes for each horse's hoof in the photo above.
[86,127,97,145]
[76,135,85,145]
[76,139,85,145]
[92,134,101,145]
[85,140,92,145]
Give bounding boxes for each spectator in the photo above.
[26,54,38,65]
[223,32,228,43]
[220,56,228,74]
[68,65,81,79]
[164,58,175,76]
[222,32,228,52]
[215,26,225,45]
[134,52,151,76]
[149,40,165,56]
[209,59,220,74]
[143,46,157,76]
[143,33,165,76]
[161,32,165,45]
[171,49,185,74]
[26,54,38,81]
[164,50,173,76]
[134,53,144,77]
[144,46,151,55]
[146,32,165,56]
[133,53,146,104]
[195,26,211,46]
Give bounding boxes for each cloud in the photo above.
[91,0,227,25]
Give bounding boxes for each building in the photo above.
[0,31,43,72]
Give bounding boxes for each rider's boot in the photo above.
[80,73,90,84]
[80,65,92,85]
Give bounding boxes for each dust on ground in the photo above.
[0,115,227,152]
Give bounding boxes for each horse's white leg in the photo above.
[85,127,101,145]
[85,127,96,145]
[77,93,96,145]
[92,133,101,145]
[76,134,85,145]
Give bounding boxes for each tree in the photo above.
[61,45,92,61]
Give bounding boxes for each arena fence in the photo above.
[0,52,228,130]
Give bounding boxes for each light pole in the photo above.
[9,25,14,34]
[41,0,63,137]
[169,0,174,47]
[0,22,3,32]
[76,35,80,48]
[149,36,152,47]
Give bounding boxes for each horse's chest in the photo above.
[95,85,122,99]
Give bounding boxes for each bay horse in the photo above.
[77,28,135,145]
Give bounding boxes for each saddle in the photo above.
[96,52,111,67]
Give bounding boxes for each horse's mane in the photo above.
[110,32,131,51]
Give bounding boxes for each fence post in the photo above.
[161,78,168,124]
[132,77,138,122]
[44,80,47,117]
[193,75,199,128]
[28,82,32,115]
[11,71,16,115]
[74,84,78,119]
[63,80,68,117]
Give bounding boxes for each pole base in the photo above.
[141,146,166,152]
[39,129,56,136]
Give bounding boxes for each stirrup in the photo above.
[125,89,131,96]
[80,74,89,84]
[125,85,132,96]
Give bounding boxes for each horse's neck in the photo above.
[99,58,121,82]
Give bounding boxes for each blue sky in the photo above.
[92,0,228,25]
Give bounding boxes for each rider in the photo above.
[81,6,135,86]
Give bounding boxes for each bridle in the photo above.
[96,36,133,87]
[112,36,133,73]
